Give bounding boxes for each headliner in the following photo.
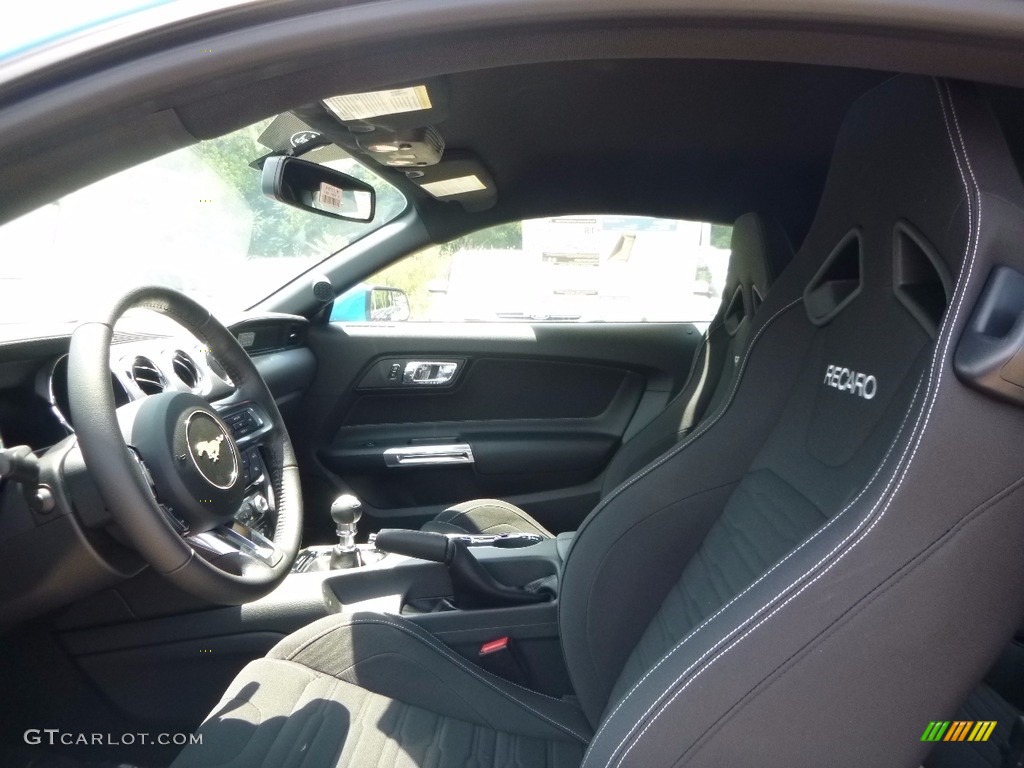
[4,0,1024,249]
[312,60,891,246]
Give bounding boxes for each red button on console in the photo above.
[479,637,510,656]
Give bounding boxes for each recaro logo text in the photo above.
[824,365,877,400]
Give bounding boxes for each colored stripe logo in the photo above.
[921,721,997,742]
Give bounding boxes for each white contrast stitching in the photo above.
[592,79,982,768]
[585,372,924,754]
[566,295,803,692]
[579,297,803,520]
[285,615,589,743]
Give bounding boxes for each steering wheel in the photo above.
[67,287,303,604]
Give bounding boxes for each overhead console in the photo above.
[258,78,498,212]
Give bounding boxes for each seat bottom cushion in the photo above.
[172,658,584,768]
[172,612,588,768]
[422,499,554,537]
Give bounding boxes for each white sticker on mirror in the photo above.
[420,174,487,197]
[324,86,432,121]
[314,183,372,219]
[317,182,344,213]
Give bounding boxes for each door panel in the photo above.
[292,322,703,538]
[345,357,635,423]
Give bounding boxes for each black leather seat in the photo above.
[173,76,1024,768]
[422,212,794,538]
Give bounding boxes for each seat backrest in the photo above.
[562,75,1024,768]
[600,212,793,493]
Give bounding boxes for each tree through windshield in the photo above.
[0,116,406,326]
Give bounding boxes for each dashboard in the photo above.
[42,339,228,432]
[46,353,133,430]
[6,330,269,524]
[0,312,317,628]
[0,332,230,451]
[1,314,308,451]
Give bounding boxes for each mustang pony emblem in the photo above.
[194,434,226,463]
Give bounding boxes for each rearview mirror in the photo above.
[261,156,375,222]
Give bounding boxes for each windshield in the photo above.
[0,116,406,326]
[0,0,175,59]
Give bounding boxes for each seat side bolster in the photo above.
[559,298,812,726]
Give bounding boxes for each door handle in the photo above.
[383,444,475,467]
[403,361,459,385]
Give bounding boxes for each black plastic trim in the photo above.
[892,220,952,338]
[954,265,1024,406]
[803,228,863,326]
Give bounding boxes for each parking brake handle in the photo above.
[374,529,550,608]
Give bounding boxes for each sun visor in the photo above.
[407,152,497,212]
[256,113,330,154]
[290,81,450,171]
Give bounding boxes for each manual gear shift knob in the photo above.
[330,494,362,569]
[330,494,362,527]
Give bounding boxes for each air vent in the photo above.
[172,350,200,389]
[804,229,863,326]
[131,356,165,395]
[205,350,231,384]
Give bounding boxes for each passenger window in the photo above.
[333,215,732,323]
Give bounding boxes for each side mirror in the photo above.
[261,156,375,222]
[369,287,410,321]
[330,284,411,322]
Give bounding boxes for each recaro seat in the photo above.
[422,212,793,537]
[173,76,1024,768]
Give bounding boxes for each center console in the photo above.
[289,520,575,696]
[53,500,576,726]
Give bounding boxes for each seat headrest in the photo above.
[719,212,794,323]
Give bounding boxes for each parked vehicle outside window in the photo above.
[344,215,732,323]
